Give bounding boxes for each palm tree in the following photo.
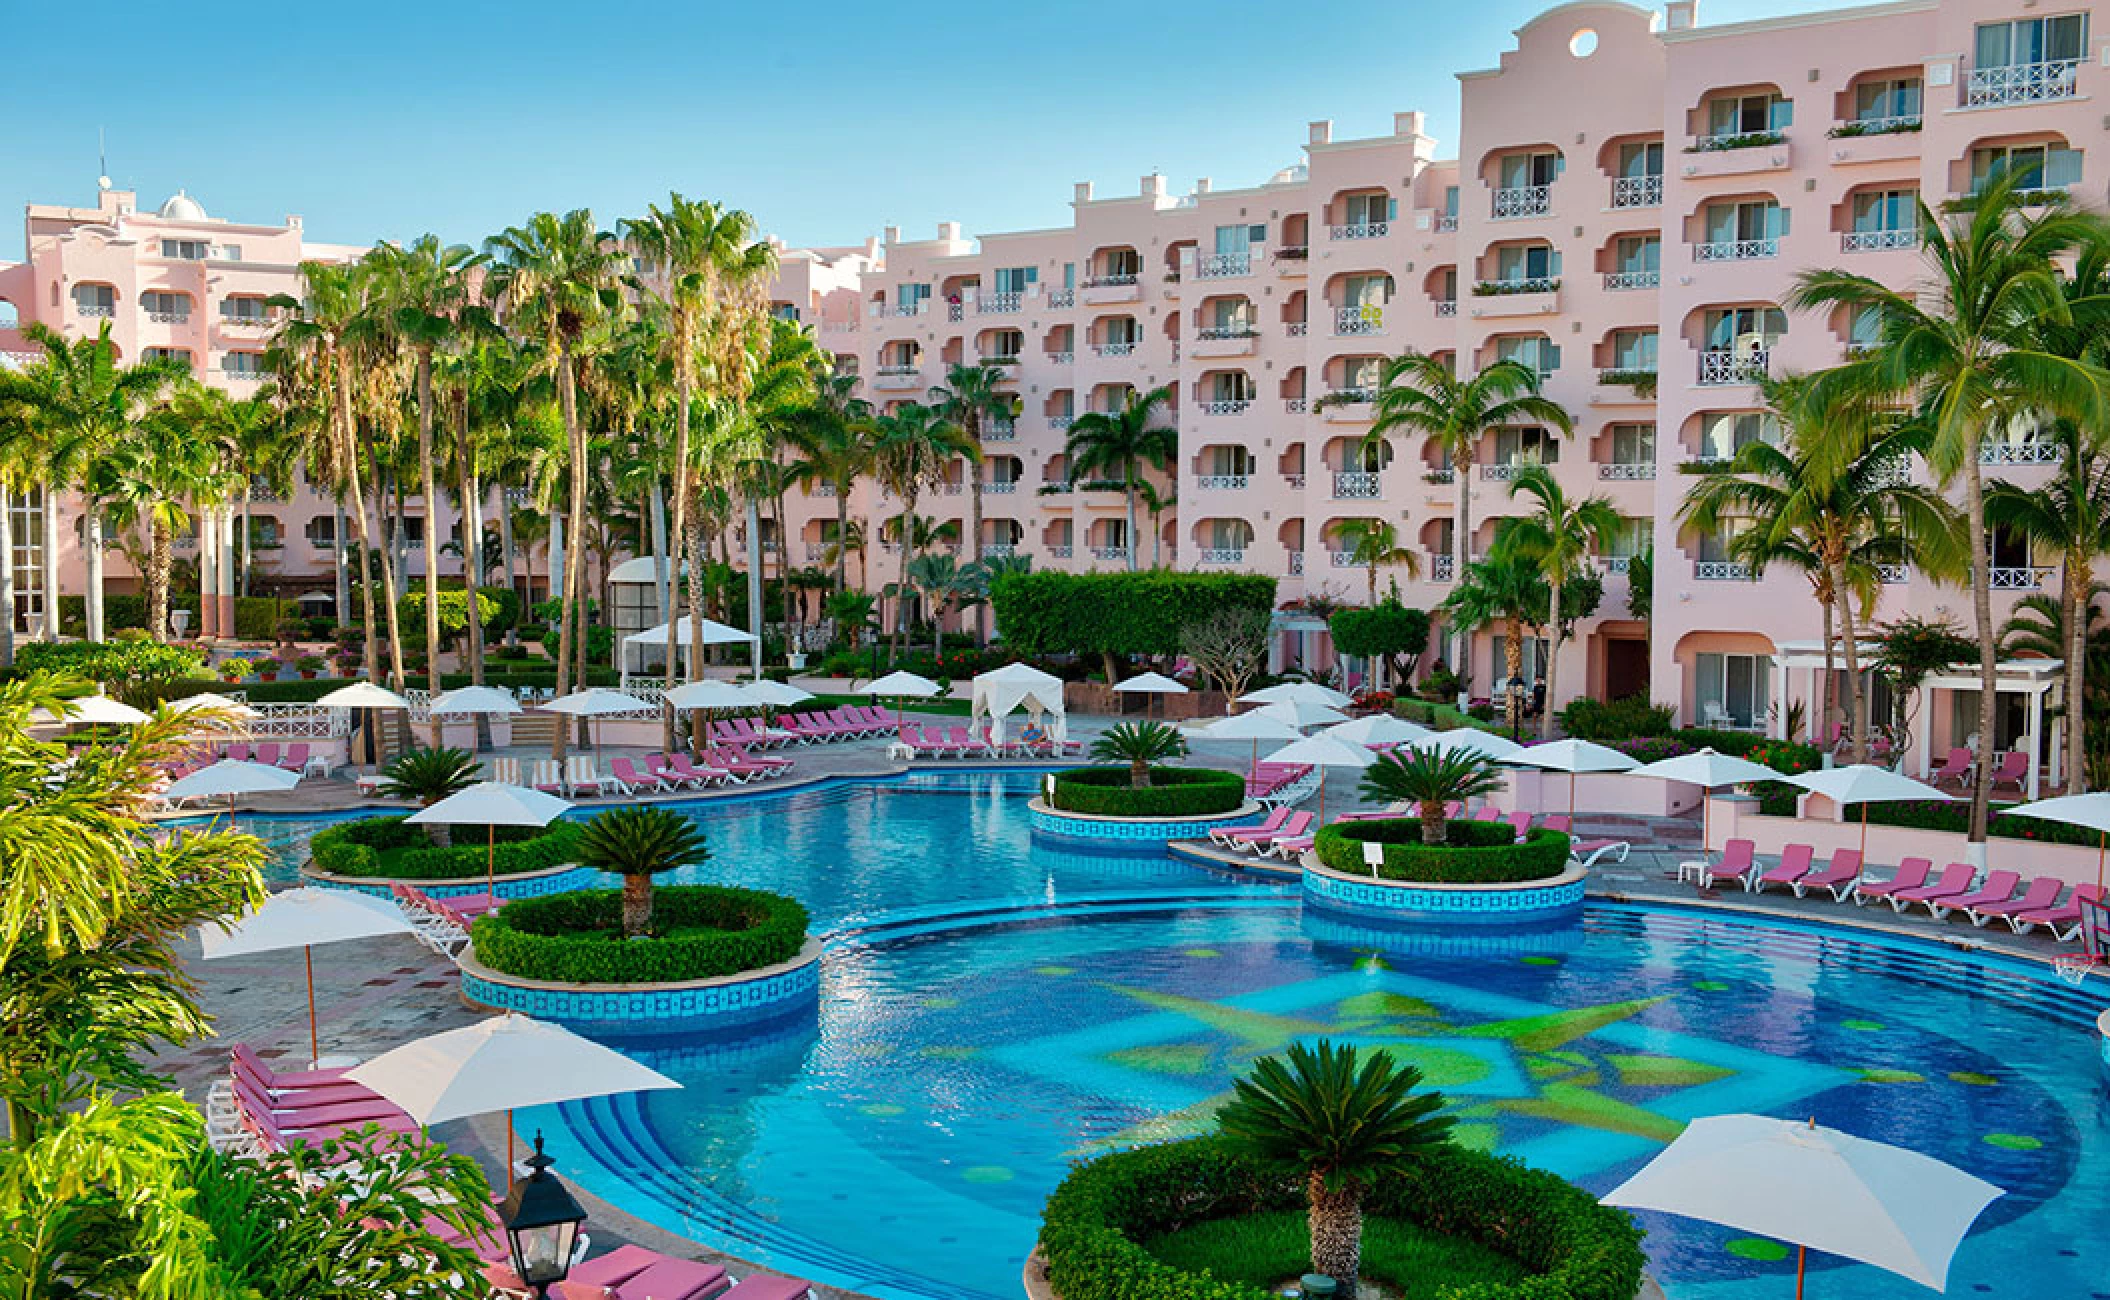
[1365,354,1572,584]
[1500,467,1622,738]
[902,552,984,655]
[0,322,185,648]
[574,806,711,939]
[485,211,624,757]
[1359,747,1506,845]
[1681,378,1962,761]
[1441,534,1549,735]
[106,396,223,644]
[1986,421,2110,791]
[787,378,875,592]
[870,403,975,658]
[1217,1040,1454,1296]
[1087,720,1188,789]
[1333,518,1420,607]
[1793,168,2110,840]
[929,362,1019,640]
[1061,385,1174,572]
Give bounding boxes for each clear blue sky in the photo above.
[7,0,1864,262]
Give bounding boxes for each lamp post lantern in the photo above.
[500,1132,588,1298]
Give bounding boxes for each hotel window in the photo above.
[73,284,114,313]
[1340,274,1392,307]
[1971,143,2082,194]
[1101,317,1140,346]
[221,295,270,320]
[1698,411,1781,459]
[1494,245,1559,282]
[1848,307,1883,351]
[221,352,264,377]
[1707,93,1792,137]
[992,266,1037,295]
[1213,224,1265,254]
[1608,423,1655,466]
[1340,193,1395,228]
[1618,140,1664,179]
[1490,636,1549,688]
[1694,652,1770,730]
[1497,151,1563,189]
[1061,263,1075,290]
[1492,426,1560,466]
[1609,330,1657,371]
[1705,306,1786,353]
[1442,186,1459,218]
[770,303,799,322]
[1209,372,1256,403]
[1100,248,1141,278]
[305,517,337,549]
[1853,77,1922,124]
[1854,189,1918,232]
[1494,335,1559,377]
[1614,235,1661,274]
[1339,357,1383,391]
[1975,14,2087,69]
[1602,516,1650,558]
[142,347,193,368]
[984,330,1023,360]
[1207,446,1256,476]
[1704,200,1789,245]
[140,291,189,321]
[895,283,929,311]
[1207,299,1253,332]
[161,239,208,260]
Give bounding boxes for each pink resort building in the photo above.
[2,0,2104,791]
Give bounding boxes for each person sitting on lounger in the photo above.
[1018,719,1048,747]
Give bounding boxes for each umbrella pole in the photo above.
[1795,1244,1806,1300]
[2097,831,2105,894]
[506,1108,516,1194]
[304,945,319,1068]
[1861,804,1869,860]
[1569,772,1578,821]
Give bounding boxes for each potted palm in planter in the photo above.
[1359,748,1505,844]
[575,805,711,938]
[1088,720,1188,789]
[377,746,480,844]
[296,654,327,680]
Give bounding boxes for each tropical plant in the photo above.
[929,362,1019,642]
[1358,747,1506,845]
[574,805,711,938]
[1331,518,1419,608]
[1087,720,1189,788]
[903,552,985,655]
[1365,354,1573,584]
[869,403,976,658]
[1440,535,1550,734]
[1182,606,1272,700]
[1327,603,1431,689]
[1060,386,1175,573]
[1872,615,1980,762]
[1501,466,1623,738]
[1216,1040,1455,1296]
[1792,167,2110,840]
[376,746,479,808]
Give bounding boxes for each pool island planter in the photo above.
[1027,797,1263,845]
[302,860,602,902]
[1302,857,1588,927]
[458,937,824,1034]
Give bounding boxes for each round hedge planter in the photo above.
[461,885,818,1034]
[1039,1136,1646,1300]
[1315,818,1570,884]
[309,815,580,882]
[1029,798,1263,847]
[1049,766,1246,818]
[1303,856,1587,928]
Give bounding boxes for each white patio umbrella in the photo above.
[1113,671,1188,719]
[623,616,756,678]
[541,688,652,757]
[347,1013,679,1190]
[1192,710,1304,779]
[663,678,755,752]
[2006,792,2110,891]
[742,679,815,708]
[1321,713,1433,749]
[1627,748,1782,866]
[1241,681,1354,709]
[1785,764,1956,857]
[199,887,417,1067]
[1508,738,1641,819]
[1411,728,1525,762]
[427,685,522,717]
[36,694,152,727]
[163,758,301,825]
[1265,732,1377,822]
[406,781,574,896]
[861,670,942,739]
[166,691,259,719]
[319,681,413,770]
[1257,699,1351,730]
[1604,1114,2002,1294]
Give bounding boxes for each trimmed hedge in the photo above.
[1040,1136,1646,1300]
[471,885,808,984]
[991,571,1276,661]
[1840,798,2105,849]
[1314,819,1571,884]
[1050,766,1246,817]
[309,815,580,881]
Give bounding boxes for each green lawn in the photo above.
[801,691,972,717]
[1144,1212,1526,1298]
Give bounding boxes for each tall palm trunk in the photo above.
[1828,551,1869,766]
[967,417,987,643]
[1307,1173,1363,1298]
[240,484,253,598]
[84,496,107,642]
[0,490,20,663]
[2067,560,2090,793]
[551,341,586,760]
[1818,588,1836,746]
[458,442,492,752]
[892,499,917,659]
[620,871,654,939]
[1965,458,1997,844]
[498,494,518,640]
[365,440,408,690]
[1455,440,1475,585]
[147,516,171,648]
[1123,466,1139,572]
[684,505,709,755]
[416,347,444,747]
[1542,573,1563,740]
[335,360,383,688]
[1505,617,1525,734]
[833,491,850,593]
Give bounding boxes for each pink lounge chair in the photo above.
[1698,839,1758,891]
[1473,806,1502,823]
[1988,750,2029,795]
[2009,884,2107,939]
[708,747,778,781]
[225,742,252,762]
[1791,848,1863,901]
[1753,844,1816,894]
[278,742,310,772]
[1210,806,1290,847]
[1502,810,1533,842]
[946,725,993,758]
[608,757,668,794]
[716,1275,813,1300]
[709,720,744,748]
[1262,832,1317,860]
[1853,857,1934,907]
[723,743,792,774]
[253,741,281,767]
[906,724,961,758]
[667,753,737,787]
[1929,747,1973,789]
[1225,810,1313,852]
[1931,870,2022,922]
[1887,863,1979,914]
[232,1076,409,1131]
[231,1052,376,1109]
[230,1044,350,1091]
[568,1258,735,1300]
[1966,875,2064,926]
[1541,814,1573,834]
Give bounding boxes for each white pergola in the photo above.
[1768,640,2064,798]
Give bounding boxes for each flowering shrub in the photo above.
[1353,689,1396,714]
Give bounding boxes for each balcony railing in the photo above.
[1980,439,2062,465]
[985,479,1019,495]
[1091,342,1137,358]
[1090,545,1131,562]
[1610,175,1663,208]
[1600,555,1634,575]
[810,483,837,497]
[1333,305,1385,336]
[983,419,1017,442]
[1284,321,1308,338]
[1049,413,1074,431]
[1197,325,1256,341]
[1195,252,1252,279]
[218,367,264,382]
[1197,547,1246,566]
[1433,299,1457,317]
[1695,560,1754,581]
[1199,399,1252,416]
[930,482,964,497]
[1480,463,1529,481]
[1965,58,2080,108]
[1603,269,1660,291]
[1433,214,1458,233]
[983,542,1017,558]
[1284,473,1307,490]
[876,302,924,318]
[1877,563,1909,585]
[1693,129,1786,152]
[1989,566,2053,590]
[977,292,1021,314]
[1196,474,1249,491]
[1326,386,1377,406]
[1046,288,1076,308]
[1698,348,1770,386]
[76,304,114,318]
[1842,228,1917,252]
[1491,184,1552,218]
[1430,554,1454,582]
[1838,114,1922,134]
[1475,277,1556,296]
[1332,471,1382,499]
[1599,462,1656,481]
[1286,551,1305,576]
[1048,544,1073,559]
[219,313,273,329]
[1693,238,1778,262]
[1283,397,1308,415]
[1040,477,1072,493]
[1329,222,1389,241]
[1082,273,1139,289]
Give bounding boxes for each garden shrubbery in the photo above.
[471,885,808,984]
[1314,820,1571,884]
[309,815,579,881]
[1039,1135,1645,1300]
[992,571,1276,678]
[1554,695,1675,742]
[1049,766,1246,817]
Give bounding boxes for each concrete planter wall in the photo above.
[1028,797,1262,845]
[1302,859,1587,927]
[458,937,824,1035]
[303,861,602,901]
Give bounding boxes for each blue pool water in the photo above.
[241,776,2110,1299]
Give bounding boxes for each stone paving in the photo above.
[161,715,2094,1296]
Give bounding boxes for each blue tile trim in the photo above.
[460,951,822,1035]
[308,865,603,902]
[1301,864,1585,928]
[1027,803,1256,844]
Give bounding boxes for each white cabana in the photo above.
[618,616,757,682]
[971,662,1068,745]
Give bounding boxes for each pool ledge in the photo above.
[1027,798,1262,845]
[1302,858,1588,927]
[458,937,824,1034]
[302,860,602,901]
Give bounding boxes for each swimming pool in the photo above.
[230,775,2110,1298]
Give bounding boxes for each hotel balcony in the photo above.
[1321,388,1376,422]
[1191,327,1259,359]
[1195,473,1249,491]
[1602,269,1659,291]
[1331,470,1383,500]
[1694,560,1754,581]
[1680,134,1792,178]
[1841,228,1917,253]
[1196,547,1247,566]
[1332,305,1386,337]
[1697,348,1770,387]
[1468,280,1559,320]
[1692,238,1777,263]
[1196,398,1254,418]
[1272,247,1309,277]
[1610,175,1662,208]
[975,292,1022,315]
[1490,184,1552,219]
[873,365,922,390]
[1193,251,1253,280]
[1964,58,2080,108]
[1080,274,1142,306]
[1327,221,1390,242]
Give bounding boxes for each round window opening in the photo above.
[1570,27,1599,56]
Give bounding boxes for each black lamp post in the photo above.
[500,1132,588,1299]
